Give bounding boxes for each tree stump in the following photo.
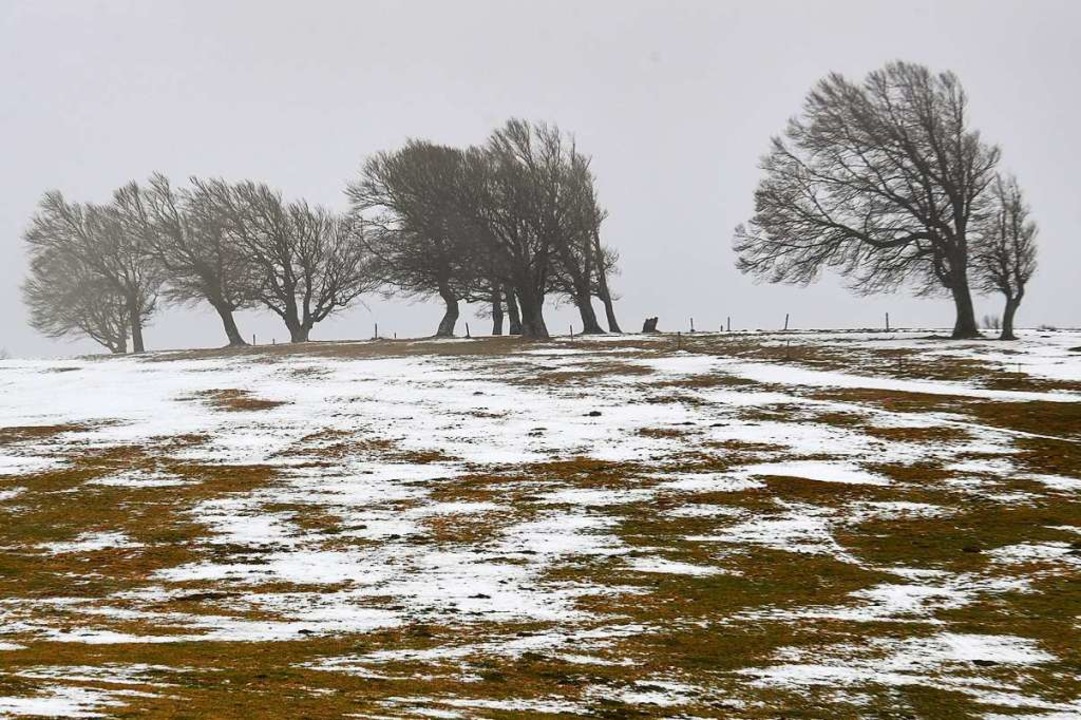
[642,317,659,333]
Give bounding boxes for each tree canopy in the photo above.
[734,61,1004,338]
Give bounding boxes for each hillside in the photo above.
[0,330,1079,719]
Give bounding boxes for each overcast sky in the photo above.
[1,0,1078,357]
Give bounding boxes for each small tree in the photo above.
[24,192,159,352]
[592,232,622,333]
[464,120,621,339]
[23,248,132,354]
[974,176,1037,340]
[348,142,481,337]
[113,175,261,347]
[547,149,610,334]
[197,179,375,342]
[734,61,1001,339]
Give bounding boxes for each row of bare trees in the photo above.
[22,120,622,353]
[348,119,620,339]
[734,61,1038,340]
[23,178,373,351]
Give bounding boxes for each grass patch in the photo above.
[188,388,289,412]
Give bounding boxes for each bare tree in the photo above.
[24,192,159,352]
[733,61,1001,339]
[592,232,622,333]
[503,286,523,335]
[488,287,505,335]
[113,175,261,347]
[348,142,481,337]
[463,120,621,339]
[974,175,1037,341]
[23,248,132,353]
[548,150,609,334]
[346,122,620,340]
[197,179,374,342]
[467,123,558,338]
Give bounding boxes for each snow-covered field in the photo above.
[0,330,1078,718]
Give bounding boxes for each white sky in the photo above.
[1,0,1078,356]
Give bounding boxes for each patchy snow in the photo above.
[625,556,724,577]
[844,501,952,524]
[665,503,745,518]
[990,542,1081,566]
[690,501,856,561]
[0,332,1078,713]
[12,664,181,686]
[735,460,891,486]
[1023,474,1081,492]
[739,633,1056,696]
[88,470,195,488]
[947,457,1017,475]
[723,359,1080,403]
[0,685,126,718]
[658,473,765,493]
[541,488,654,506]
[435,697,585,714]
[741,572,1029,624]
[0,487,26,502]
[585,679,702,707]
[38,531,142,555]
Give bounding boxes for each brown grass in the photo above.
[3,335,1079,718]
[188,388,289,412]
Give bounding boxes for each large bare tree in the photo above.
[547,150,610,334]
[196,179,374,343]
[113,175,261,347]
[348,142,481,337]
[734,61,1001,339]
[974,175,1037,341]
[347,122,621,340]
[464,120,620,339]
[22,249,132,354]
[24,192,160,352]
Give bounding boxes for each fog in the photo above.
[2,0,1078,357]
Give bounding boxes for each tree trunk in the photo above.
[286,317,309,343]
[598,287,622,333]
[949,283,981,339]
[128,301,145,353]
[592,232,622,333]
[491,289,504,336]
[516,288,549,339]
[279,294,308,342]
[1000,297,1020,341]
[505,287,522,335]
[212,302,247,347]
[576,291,605,334]
[436,288,459,337]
